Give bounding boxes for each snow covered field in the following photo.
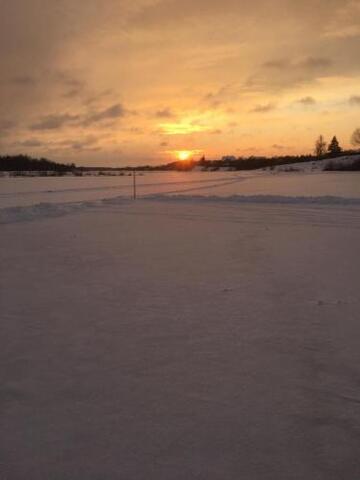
[1,169,360,479]
[1,168,360,210]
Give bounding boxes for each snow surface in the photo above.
[1,169,360,479]
[2,166,360,210]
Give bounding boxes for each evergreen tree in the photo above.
[327,136,342,156]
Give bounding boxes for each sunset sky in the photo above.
[1,0,360,166]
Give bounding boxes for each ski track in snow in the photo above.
[0,174,247,199]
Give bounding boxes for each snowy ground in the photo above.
[1,168,360,210]
[1,170,360,479]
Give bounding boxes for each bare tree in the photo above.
[351,128,360,147]
[314,135,327,157]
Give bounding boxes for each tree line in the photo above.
[0,154,75,172]
[314,128,360,158]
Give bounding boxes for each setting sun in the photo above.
[177,150,192,161]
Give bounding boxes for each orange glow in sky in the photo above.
[1,1,360,166]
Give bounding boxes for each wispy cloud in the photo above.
[155,108,176,119]
[30,113,80,130]
[11,75,37,86]
[272,144,286,150]
[349,95,360,105]
[296,96,317,106]
[203,84,237,109]
[250,103,276,113]
[246,56,333,92]
[18,138,44,147]
[82,104,127,126]
[0,120,17,133]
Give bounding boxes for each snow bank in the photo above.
[0,197,132,224]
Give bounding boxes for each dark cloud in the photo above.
[263,57,331,70]
[132,0,343,29]
[272,144,286,150]
[263,59,290,69]
[247,56,333,92]
[127,127,144,135]
[30,113,79,131]
[210,129,222,134]
[155,108,175,118]
[301,57,332,69]
[53,72,87,98]
[29,103,128,131]
[263,57,332,74]
[84,89,114,105]
[71,135,98,151]
[349,95,360,106]
[63,88,83,99]
[160,141,168,147]
[297,96,317,105]
[250,103,276,113]
[19,139,44,147]
[11,75,37,86]
[54,72,84,89]
[83,104,126,126]
[0,120,17,132]
[203,85,236,109]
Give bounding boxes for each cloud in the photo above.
[263,57,332,71]
[203,84,237,109]
[83,104,126,126]
[349,95,360,105]
[71,135,99,151]
[132,0,343,30]
[18,138,44,147]
[300,57,332,69]
[250,103,276,113]
[247,56,333,92]
[30,113,80,130]
[63,88,83,99]
[125,127,144,135]
[0,120,16,133]
[324,24,360,38]
[11,75,37,86]
[323,1,360,39]
[263,59,290,69]
[29,103,128,131]
[297,96,317,106]
[272,144,286,150]
[54,71,84,89]
[84,90,114,106]
[155,108,176,118]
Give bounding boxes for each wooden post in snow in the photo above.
[132,170,137,200]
